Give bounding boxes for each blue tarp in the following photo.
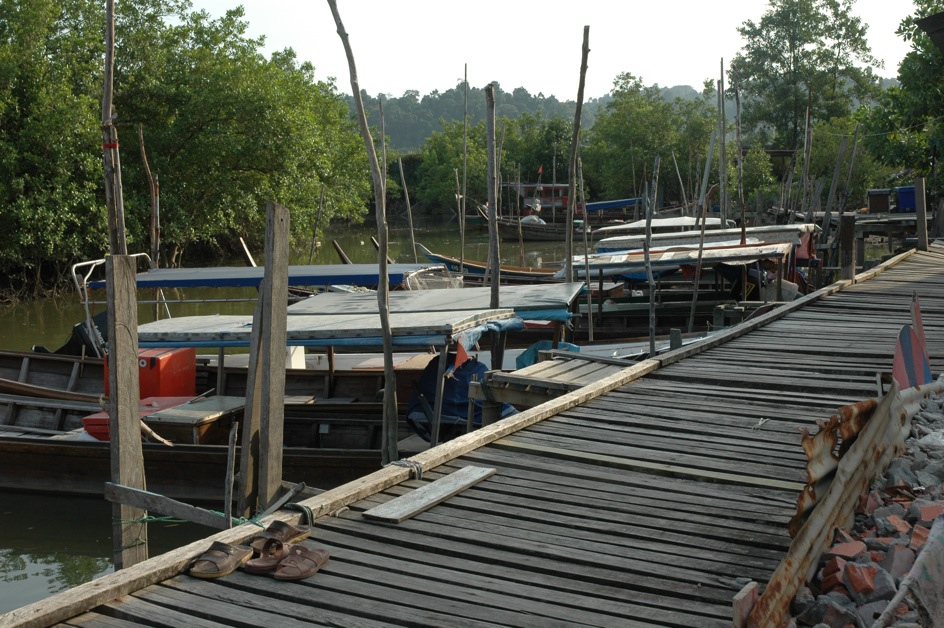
[406,353,517,441]
[585,198,641,212]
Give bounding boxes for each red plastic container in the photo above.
[82,396,196,441]
[104,347,196,399]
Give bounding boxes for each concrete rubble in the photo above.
[788,391,944,628]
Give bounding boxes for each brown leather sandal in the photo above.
[273,545,330,581]
[243,538,292,574]
[249,520,311,555]
[188,541,253,579]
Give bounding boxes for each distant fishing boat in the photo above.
[415,243,559,284]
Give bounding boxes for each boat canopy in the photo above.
[584,198,641,212]
[137,307,523,349]
[286,283,583,323]
[88,263,448,290]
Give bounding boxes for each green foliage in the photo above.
[0,0,106,291]
[731,0,882,150]
[861,0,944,195]
[737,140,777,208]
[0,0,370,293]
[416,120,488,211]
[582,74,715,203]
[114,5,370,262]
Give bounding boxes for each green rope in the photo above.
[284,503,314,526]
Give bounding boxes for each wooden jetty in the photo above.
[6,244,944,626]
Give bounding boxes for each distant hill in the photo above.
[355,77,898,151]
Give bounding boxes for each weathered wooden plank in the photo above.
[316,513,738,616]
[146,577,393,627]
[510,427,806,482]
[492,437,805,492]
[104,483,236,530]
[59,613,144,627]
[537,414,808,463]
[362,464,495,523]
[100,595,225,628]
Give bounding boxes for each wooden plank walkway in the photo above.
[9,245,944,627]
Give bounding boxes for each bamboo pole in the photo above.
[801,90,814,222]
[308,186,325,265]
[733,67,745,242]
[460,64,469,274]
[565,26,590,283]
[578,157,593,341]
[328,0,398,465]
[671,151,689,219]
[644,158,661,358]
[486,85,499,305]
[688,131,716,333]
[137,125,161,321]
[717,61,727,224]
[916,177,929,252]
[398,157,417,262]
[102,1,126,256]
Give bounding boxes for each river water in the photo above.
[0,217,582,615]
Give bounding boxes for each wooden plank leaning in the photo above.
[363,465,496,523]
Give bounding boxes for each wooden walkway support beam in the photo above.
[107,255,147,569]
[237,201,289,516]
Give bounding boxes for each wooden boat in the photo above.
[594,223,819,253]
[495,215,584,242]
[0,395,411,500]
[558,240,796,280]
[415,242,559,284]
[590,215,736,240]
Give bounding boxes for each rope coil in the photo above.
[387,459,424,480]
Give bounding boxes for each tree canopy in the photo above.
[862,0,944,194]
[731,0,882,150]
[0,0,372,294]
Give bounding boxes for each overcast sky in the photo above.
[190,1,915,100]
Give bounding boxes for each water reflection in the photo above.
[0,490,211,614]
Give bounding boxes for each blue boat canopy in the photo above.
[88,263,448,290]
[584,198,641,212]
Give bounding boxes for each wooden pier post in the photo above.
[237,201,289,515]
[916,177,929,252]
[840,214,856,281]
[107,255,148,569]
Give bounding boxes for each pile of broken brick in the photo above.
[789,391,944,627]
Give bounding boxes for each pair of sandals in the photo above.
[189,520,329,581]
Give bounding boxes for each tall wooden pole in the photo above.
[916,177,929,252]
[328,0,398,464]
[103,0,147,570]
[398,157,417,262]
[102,0,126,256]
[460,64,469,274]
[717,60,727,225]
[688,131,716,334]
[565,26,590,283]
[485,84,505,370]
[486,84,499,305]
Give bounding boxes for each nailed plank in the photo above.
[493,437,805,492]
[362,464,496,523]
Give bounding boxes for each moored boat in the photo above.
[415,242,558,284]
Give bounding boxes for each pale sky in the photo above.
[191,1,915,100]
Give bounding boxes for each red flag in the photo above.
[537,165,543,175]
[454,342,470,370]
